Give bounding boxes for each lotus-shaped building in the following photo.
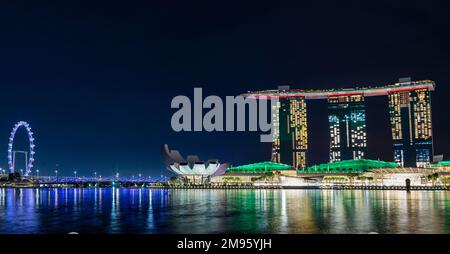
[162,144,228,177]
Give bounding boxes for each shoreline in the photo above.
[1,184,450,191]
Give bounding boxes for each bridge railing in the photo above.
[31,176,169,184]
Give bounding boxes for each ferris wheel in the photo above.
[7,121,36,176]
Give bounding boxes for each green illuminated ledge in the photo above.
[300,159,400,173]
[435,161,450,167]
[227,162,293,173]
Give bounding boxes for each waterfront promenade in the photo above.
[2,167,450,190]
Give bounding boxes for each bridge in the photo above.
[16,176,170,187]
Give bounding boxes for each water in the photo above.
[1,188,450,234]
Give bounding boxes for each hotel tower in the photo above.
[244,79,435,169]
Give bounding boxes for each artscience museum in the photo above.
[162,144,228,183]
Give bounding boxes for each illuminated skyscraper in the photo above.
[272,96,308,169]
[328,95,367,162]
[388,86,433,168]
[243,79,435,169]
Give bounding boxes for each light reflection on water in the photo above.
[0,188,449,234]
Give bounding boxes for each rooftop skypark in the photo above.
[242,80,435,99]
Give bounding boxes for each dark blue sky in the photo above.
[0,0,449,176]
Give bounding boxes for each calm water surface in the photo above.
[1,188,450,234]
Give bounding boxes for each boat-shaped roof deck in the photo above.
[242,80,435,99]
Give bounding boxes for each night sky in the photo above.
[0,0,449,177]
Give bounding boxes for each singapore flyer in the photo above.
[7,121,36,176]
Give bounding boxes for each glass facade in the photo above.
[328,95,367,162]
[388,89,433,167]
[272,98,308,169]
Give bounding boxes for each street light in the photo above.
[55,170,58,178]
[94,171,97,178]
[74,171,77,178]
[36,169,39,177]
